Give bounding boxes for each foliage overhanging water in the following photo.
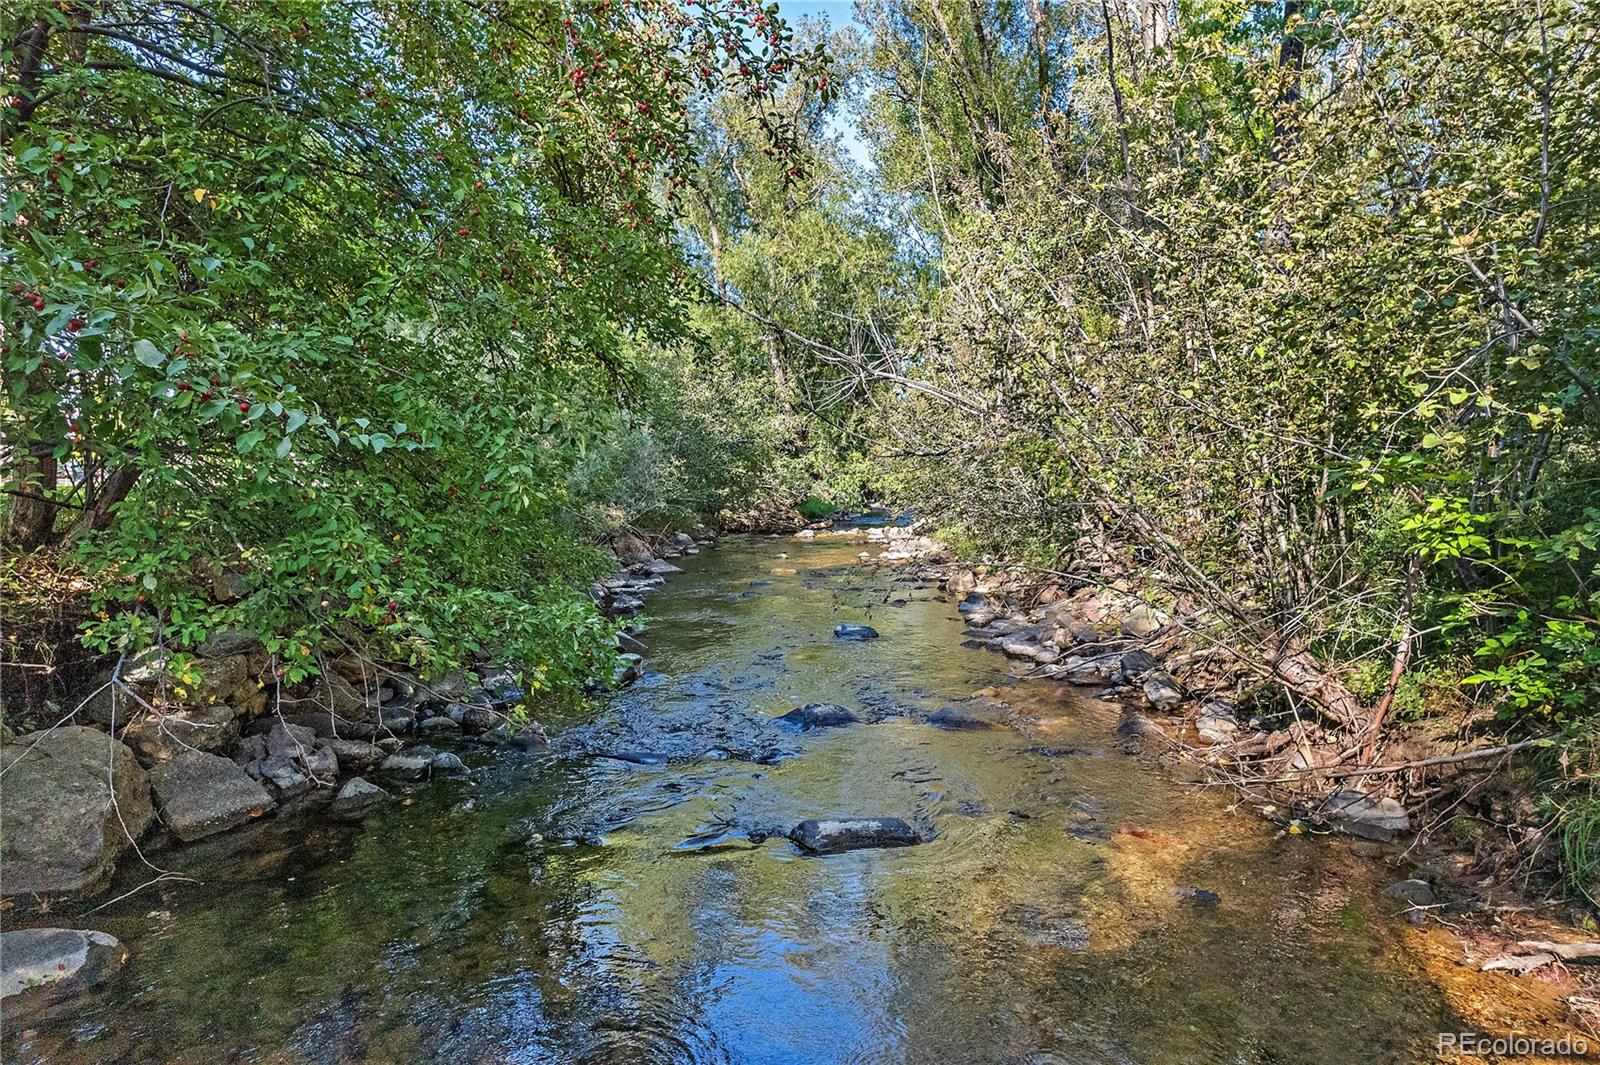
[2,529,1573,1064]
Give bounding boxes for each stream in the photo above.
[4,526,1569,1063]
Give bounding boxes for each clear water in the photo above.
[1,532,1564,1063]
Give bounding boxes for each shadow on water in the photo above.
[1,533,1574,1064]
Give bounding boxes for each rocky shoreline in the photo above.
[0,524,717,1019]
[3,511,1590,1027]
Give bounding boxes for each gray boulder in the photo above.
[1324,789,1411,841]
[380,747,437,780]
[149,750,274,842]
[1,927,126,1017]
[1383,878,1435,907]
[1142,671,1184,709]
[776,703,860,730]
[419,715,461,733]
[644,558,683,575]
[1194,702,1239,745]
[330,777,390,817]
[789,817,920,855]
[833,624,880,641]
[431,751,469,775]
[319,738,384,770]
[1,726,154,896]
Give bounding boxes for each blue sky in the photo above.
[776,0,872,168]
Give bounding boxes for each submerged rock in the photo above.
[926,707,999,731]
[833,624,880,641]
[776,703,860,730]
[0,927,126,1017]
[1,726,155,896]
[150,751,275,842]
[590,750,668,766]
[789,817,921,855]
[1115,713,1169,742]
[1323,788,1411,841]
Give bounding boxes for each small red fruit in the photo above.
[238,401,250,412]
[457,226,468,236]
[114,279,127,289]
[387,600,399,611]
[200,390,214,401]
[67,318,84,332]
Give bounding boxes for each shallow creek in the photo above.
[4,529,1577,1063]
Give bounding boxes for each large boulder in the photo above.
[149,751,274,842]
[119,702,239,765]
[610,531,654,567]
[1,927,126,1018]
[789,818,920,855]
[1,727,154,896]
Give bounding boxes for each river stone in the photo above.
[419,715,461,733]
[927,707,999,731]
[1194,702,1239,745]
[776,703,859,730]
[1120,649,1160,676]
[431,751,469,775]
[1120,604,1166,638]
[1,726,155,896]
[1142,671,1184,709]
[1050,653,1122,685]
[380,747,437,780]
[120,702,240,765]
[149,750,274,842]
[644,558,683,575]
[318,738,383,770]
[1116,713,1169,742]
[789,818,920,855]
[1,928,126,1016]
[1383,878,1435,907]
[1324,788,1411,841]
[331,777,390,817]
[833,624,880,641]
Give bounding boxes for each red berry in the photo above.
[387,600,399,611]
[200,391,214,401]
[84,259,98,270]
[457,227,468,236]
[113,279,127,290]
[177,381,192,391]
[32,297,45,310]
[67,318,83,332]
[238,401,250,412]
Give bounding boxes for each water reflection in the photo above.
[1,534,1569,1064]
